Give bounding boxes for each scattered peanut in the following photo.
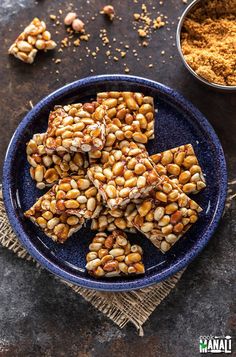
[101,5,115,21]
[72,19,85,32]
[64,12,77,26]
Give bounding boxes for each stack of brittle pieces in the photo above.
[24,91,206,278]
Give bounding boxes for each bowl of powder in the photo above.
[176,0,236,91]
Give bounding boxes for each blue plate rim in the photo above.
[2,74,228,292]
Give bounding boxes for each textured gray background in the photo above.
[0,0,235,356]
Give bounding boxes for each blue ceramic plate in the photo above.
[2,75,227,291]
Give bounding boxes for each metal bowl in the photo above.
[176,0,236,92]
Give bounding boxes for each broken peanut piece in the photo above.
[151,144,206,194]
[27,133,89,189]
[128,176,202,253]
[45,102,107,154]
[86,230,145,278]
[87,141,161,209]
[8,18,56,64]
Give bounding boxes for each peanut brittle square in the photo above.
[27,133,88,189]
[150,144,206,194]
[128,176,202,253]
[8,18,56,64]
[87,142,161,209]
[25,175,103,242]
[45,102,107,154]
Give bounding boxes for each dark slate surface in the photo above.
[0,0,235,356]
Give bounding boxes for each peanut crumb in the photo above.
[61,37,69,47]
[138,28,147,37]
[153,16,165,29]
[74,39,80,46]
[141,4,147,13]
[80,34,90,41]
[134,13,141,21]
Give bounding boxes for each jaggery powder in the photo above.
[181,0,236,86]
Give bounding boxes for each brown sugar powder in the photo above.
[181,0,236,86]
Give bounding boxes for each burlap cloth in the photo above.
[0,181,234,335]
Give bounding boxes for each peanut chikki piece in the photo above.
[27,133,89,189]
[45,102,107,154]
[86,230,145,278]
[91,203,138,233]
[48,175,103,219]
[150,144,206,194]
[8,18,57,64]
[96,91,155,144]
[25,175,103,241]
[24,191,85,243]
[127,176,202,253]
[89,91,155,163]
[87,142,161,209]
